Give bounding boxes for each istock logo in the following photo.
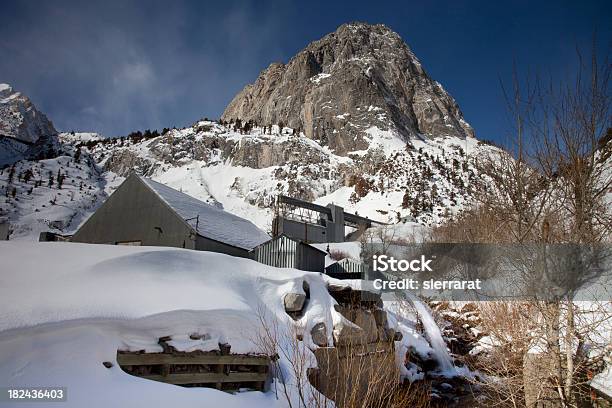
[372,254,433,272]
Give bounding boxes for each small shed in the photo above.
[250,234,326,272]
[71,173,270,257]
[39,232,71,242]
[325,258,367,279]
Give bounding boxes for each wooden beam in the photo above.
[140,372,268,385]
[116,353,270,366]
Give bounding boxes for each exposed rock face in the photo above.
[0,84,57,144]
[222,22,474,155]
[103,149,159,176]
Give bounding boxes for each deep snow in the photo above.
[0,242,363,407]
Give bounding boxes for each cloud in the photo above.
[0,0,290,136]
[113,63,156,88]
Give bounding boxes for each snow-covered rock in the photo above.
[222,22,474,155]
[0,83,56,145]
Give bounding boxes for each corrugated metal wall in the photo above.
[297,243,326,272]
[325,258,366,279]
[252,235,325,272]
[253,235,298,269]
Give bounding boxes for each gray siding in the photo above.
[326,259,366,274]
[195,235,250,258]
[251,235,325,272]
[275,218,328,243]
[71,175,196,249]
[252,235,298,269]
[297,243,325,272]
[325,259,366,279]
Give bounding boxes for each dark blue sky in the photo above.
[0,0,609,143]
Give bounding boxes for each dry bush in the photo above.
[329,249,351,262]
[250,306,321,408]
[430,206,519,244]
[467,302,537,407]
[250,304,435,408]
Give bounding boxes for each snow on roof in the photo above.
[141,176,269,250]
[251,233,327,254]
[311,241,362,267]
[337,257,364,265]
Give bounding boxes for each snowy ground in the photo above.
[0,241,390,407]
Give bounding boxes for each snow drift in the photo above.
[0,242,345,407]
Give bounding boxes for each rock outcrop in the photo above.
[222,22,474,155]
[0,83,58,166]
[0,83,57,144]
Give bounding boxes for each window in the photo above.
[116,240,142,246]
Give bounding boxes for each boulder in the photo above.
[333,319,368,346]
[334,306,378,344]
[284,292,306,313]
[353,310,378,343]
[310,322,328,347]
[373,308,388,328]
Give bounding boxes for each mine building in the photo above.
[70,173,270,258]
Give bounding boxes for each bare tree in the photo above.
[431,40,611,407]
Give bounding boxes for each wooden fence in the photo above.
[117,351,270,391]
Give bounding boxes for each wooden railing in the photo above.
[117,351,270,391]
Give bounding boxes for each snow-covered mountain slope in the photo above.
[0,24,501,241]
[90,121,495,229]
[58,131,103,144]
[0,119,497,240]
[0,140,118,240]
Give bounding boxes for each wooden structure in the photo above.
[38,231,71,242]
[117,350,270,392]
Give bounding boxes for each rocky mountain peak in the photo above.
[0,83,57,145]
[222,22,474,155]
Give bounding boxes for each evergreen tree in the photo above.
[8,165,15,184]
[23,169,33,184]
